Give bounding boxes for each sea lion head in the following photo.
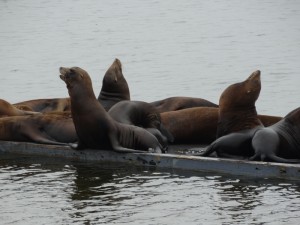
[59,67,92,89]
[60,66,94,97]
[100,58,130,99]
[219,70,261,110]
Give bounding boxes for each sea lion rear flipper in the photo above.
[193,143,216,156]
[109,133,145,153]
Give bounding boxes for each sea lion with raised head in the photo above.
[216,70,263,138]
[60,66,162,153]
[195,70,264,158]
[97,59,130,111]
[150,96,218,113]
[0,111,77,145]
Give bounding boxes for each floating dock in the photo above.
[0,141,300,181]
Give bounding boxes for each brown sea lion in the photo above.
[150,96,218,113]
[0,99,39,117]
[60,66,162,153]
[108,100,174,149]
[14,98,70,113]
[0,111,77,145]
[160,106,282,144]
[195,70,264,158]
[97,58,130,111]
[216,70,263,138]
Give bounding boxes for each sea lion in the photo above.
[97,58,130,111]
[14,98,70,113]
[60,66,162,153]
[160,106,282,144]
[216,70,263,138]
[250,107,300,163]
[194,70,264,158]
[0,99,39,117]
[0,111,77,145]
[108,100,174,149]
[150,96,218,113]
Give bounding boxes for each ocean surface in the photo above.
[1,0,300,224]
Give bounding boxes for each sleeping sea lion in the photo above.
[0,112,77,145]
[13,98,70,113]
[0,99,39,117]
[150,96,218,113]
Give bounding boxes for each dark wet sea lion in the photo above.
[250,107,300,163]
[108,100,174,149]
[14,98,70,113]
[0,99,39,117]
[0,111,77,145]
[160,107,282,144]
[97,59,130,111]
[193,70,265,158]
[60,66,162,153]
[150,96,218,113]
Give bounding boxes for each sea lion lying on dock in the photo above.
[0,112,77,145]
[150,96,218,113]
[0,99,39,117]
[160,107,282,144]
[14,98,70,113]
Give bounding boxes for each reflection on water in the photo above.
[1,154,300,224]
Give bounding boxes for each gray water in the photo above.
[1,0,300,224]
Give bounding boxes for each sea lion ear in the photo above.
[114,75,118,83]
